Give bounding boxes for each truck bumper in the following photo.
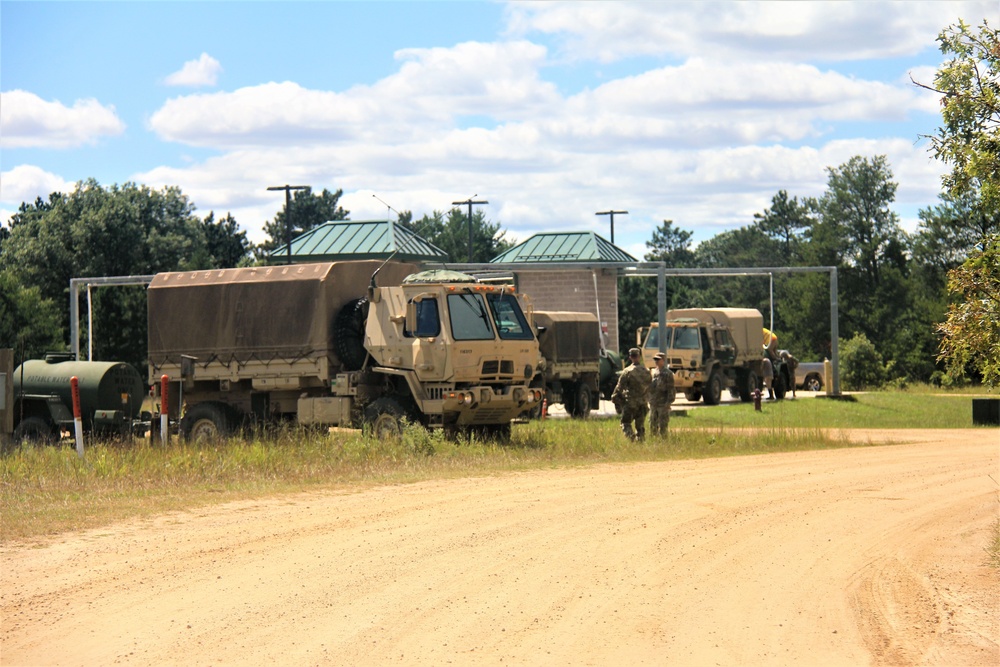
[435,385,544,426]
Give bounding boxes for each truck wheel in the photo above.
[364,396,412,439]
[335,297,370,371]
[13,417,59,446]
[703,371,723,405]
[738,370,758,403]
[774,372,788,400]
[569,383,593,418]
[804,374,822,391]
[684,389,701,402]
[182,403,232,443]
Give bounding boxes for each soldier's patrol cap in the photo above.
[629,347,641,357]
[653,352,665,360]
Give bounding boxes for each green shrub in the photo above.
[840,332,890,390]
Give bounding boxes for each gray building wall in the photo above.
[514,268,622,353]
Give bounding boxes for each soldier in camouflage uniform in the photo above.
[612,348,652,441]
[649,352,676,437]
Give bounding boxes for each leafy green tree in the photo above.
[258,187,348,258]
[403,208,511,263]
[0,267,63,360]
[202,212,251,268]
[810,156,912,364]
[937,233,1000,387]
[917,19,1000,212]
[753,190,815,264]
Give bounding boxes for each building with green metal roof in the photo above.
[490,231,637,264]
[269,220,449,264]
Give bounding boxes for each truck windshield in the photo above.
[447,293,494,340]
[485,292,534,340]
[673,326,700,350]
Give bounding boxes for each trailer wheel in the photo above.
[738,370,759,402]
[335,297,370,371]
[568,383,593,418]
[703,371,723,405]
[13,417,59,446]
[364,396,412,439]
[182,403,232,443]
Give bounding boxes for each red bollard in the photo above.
[160,374,170,444]
[70,376,84,457]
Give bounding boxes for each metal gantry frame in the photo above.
[69,275,155,363]
[68,261,841,396]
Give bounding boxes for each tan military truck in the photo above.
[531,311,622,418]
[637,308,790,405]
[148,261,542,441]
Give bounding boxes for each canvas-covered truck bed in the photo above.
[147,260,418,385]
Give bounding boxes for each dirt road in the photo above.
[3,429,997,666]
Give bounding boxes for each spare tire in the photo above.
[335,297,369,371]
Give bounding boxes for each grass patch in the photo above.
[2,391,989,543]
[682,391,981,429]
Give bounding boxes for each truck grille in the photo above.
[481,360,515,377]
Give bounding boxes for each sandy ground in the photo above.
[2,428,998,666]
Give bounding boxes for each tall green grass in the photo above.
[2,391,991,542]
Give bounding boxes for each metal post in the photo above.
[596,210,628,244]
[267,185,309,264]
[452,196,488,262]
[830,268,840,396]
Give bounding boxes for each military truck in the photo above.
[532,311,622,418]
[637,308,790,405]
[147,261,542,441]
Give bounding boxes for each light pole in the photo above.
[267,184,309,264]
[596,209,628,244]
[452,195,488,262]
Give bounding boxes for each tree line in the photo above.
[1,19,997,387]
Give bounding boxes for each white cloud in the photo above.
[0,90,124,149]
[505,1,996,63]
[164,53,223,87]
[148,41,559,149]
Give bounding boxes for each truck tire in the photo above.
[568,383,593,419]
[738,370,758,403]
[335,297,370,371]
[703,371,723,405]
[364,396,413,439]
[182,403,232,443]
[804,373,822,391]
[13,417,59,446]
[773,372,788,400]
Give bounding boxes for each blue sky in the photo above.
[1,1,995,260]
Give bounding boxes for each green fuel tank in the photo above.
[13,355,145,428]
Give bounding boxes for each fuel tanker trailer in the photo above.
[11,353,146,444]
[147,261,543,441]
